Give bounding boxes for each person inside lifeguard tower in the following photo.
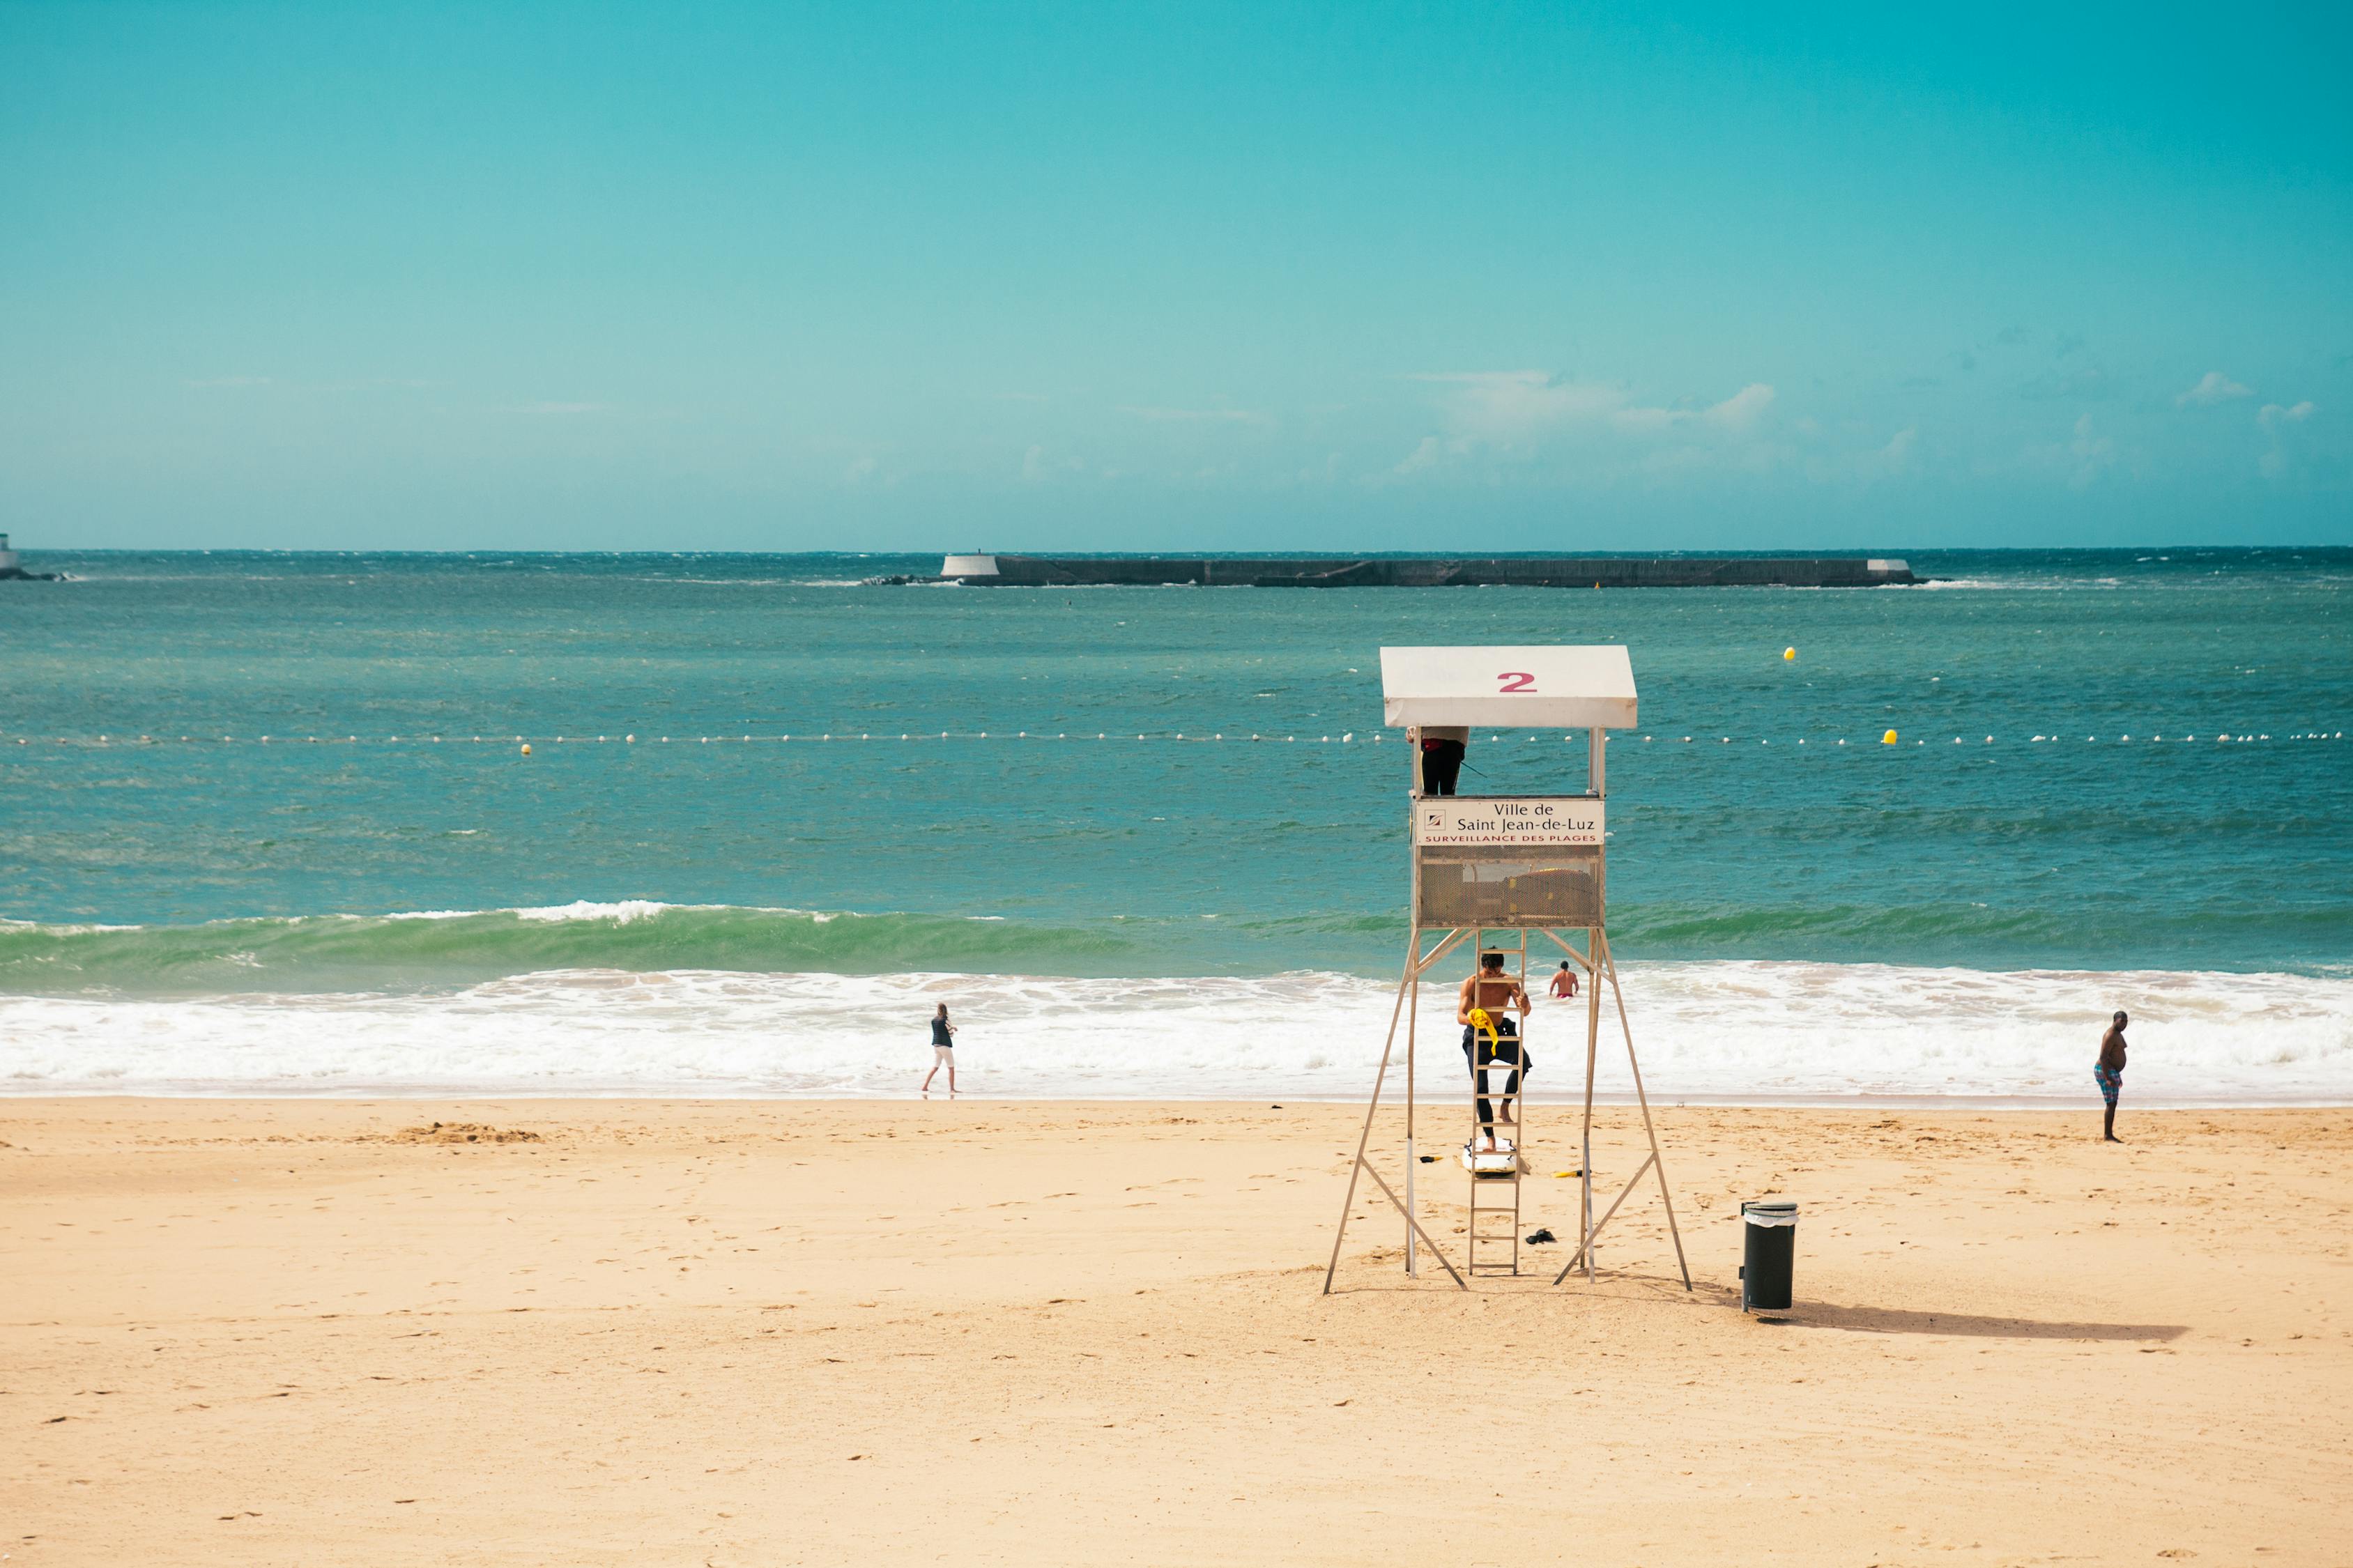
[1418,730,1466,796]
[1457,951,1532,1153]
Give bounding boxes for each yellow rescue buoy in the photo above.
[1784,647,1796,661]
[520,743,532,755]
[1881,730,1898,744]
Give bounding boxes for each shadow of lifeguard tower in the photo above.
[1322,646,1691,1292]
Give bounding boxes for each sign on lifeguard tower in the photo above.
[1321,645,1690,1294]
[1412,797,1602,847]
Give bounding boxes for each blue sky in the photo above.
[3,3,2348,551]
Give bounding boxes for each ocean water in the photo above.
[3,546,2348,1102]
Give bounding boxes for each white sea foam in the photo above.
[512,899,677,923]
[2,962,2347,1103]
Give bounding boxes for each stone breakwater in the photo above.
[875,553,1920,587]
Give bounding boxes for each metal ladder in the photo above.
[1466,1146,1524,1275]
[1464,932,1530,1277]
[1459,1012,1534,1271]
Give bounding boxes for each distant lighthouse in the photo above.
[0,533,59,582]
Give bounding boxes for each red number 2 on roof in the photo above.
[1498,671,1537,693]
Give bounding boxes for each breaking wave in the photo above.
[1,909,2346,1103]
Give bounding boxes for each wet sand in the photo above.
[3,1098,2348,1565]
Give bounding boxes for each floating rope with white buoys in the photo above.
[5,729,2341,751]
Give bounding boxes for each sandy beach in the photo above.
[3,1097,2347,1566]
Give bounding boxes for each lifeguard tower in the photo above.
[1321,647,1691,1291]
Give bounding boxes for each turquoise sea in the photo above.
[3,547,2348,1101]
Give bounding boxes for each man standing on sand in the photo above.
[2095,1010,2128,1142]
[1548,960,1579,1001]
[921,1003,958,1098]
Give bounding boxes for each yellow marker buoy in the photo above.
[1881,730,1898,744]
[1784,647,1796,661]
[520,743,532,755]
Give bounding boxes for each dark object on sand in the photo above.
[1524,1228,1556,1245]
[1740,1201,1798,1313]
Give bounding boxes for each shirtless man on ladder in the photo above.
[1457,951,1531,1153]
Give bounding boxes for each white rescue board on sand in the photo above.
[1459,1142,1521,1176]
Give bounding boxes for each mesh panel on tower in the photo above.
[1415,846,1603,928]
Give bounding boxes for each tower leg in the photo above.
[1581,925,1600,1282]
[1325,926,1470,1294]
[1404,1139,1415,1275]
[1600,930,1692,1290]
[1321,926,1418,1296]
[1405,934,1420,1275]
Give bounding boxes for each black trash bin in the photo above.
[1740,1201,1798,1313]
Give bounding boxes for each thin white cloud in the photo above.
[2258,401,2315,480]
[1801,424,1918,485]
[2057,413,2113,489]
[2069,413,2113,487]
[2176,371,2253,407]
[190,376,436,392]
[1696,383,1773,433]
[1116,405,1271,426]
[1862,426,1918,478]
[505,401,610,415]
[1392,435,1448,475]
[1390,371,1779,479]
[1020,443,1083,482]
[1405,371,1624,443]
[2023,413,2115,489]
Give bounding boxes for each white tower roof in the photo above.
[1379,645,1637,729]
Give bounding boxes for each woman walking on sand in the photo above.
[921,1003,958,1098]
